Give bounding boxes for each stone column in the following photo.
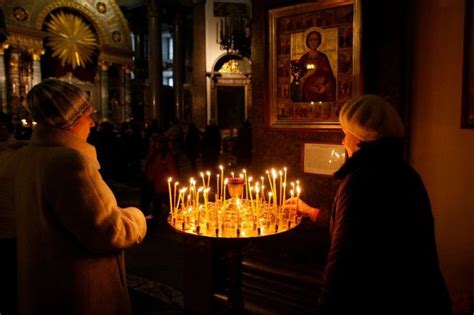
[0,46,7,112]
[32,51,42,88]
[100,61,109,120]
[8,50,20,113]
[124,66,132,119]
[191,1,207,128]
[173,8,184,120]
[147,0,163,125]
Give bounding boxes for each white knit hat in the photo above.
[27,79,91,129]
[339,94,405,141]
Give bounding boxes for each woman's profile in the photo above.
[297,28,336,102]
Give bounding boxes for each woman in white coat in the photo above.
[15,79,147,315]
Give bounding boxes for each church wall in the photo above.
[410,0,474,305]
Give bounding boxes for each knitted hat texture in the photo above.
[339,95,405,141]
[27,79,91,129]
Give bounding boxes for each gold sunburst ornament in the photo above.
[46,12,97,69]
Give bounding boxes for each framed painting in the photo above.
[268,0,361,129]
[462,0,474,128]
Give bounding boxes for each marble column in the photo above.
[100,62,109,120]
[173,8,184,121]
[147,0,163,125]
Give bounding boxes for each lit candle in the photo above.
[239,173,244,198]
[268,192,273,226]
[279,170,283,207]
[200,172,205,187]
[290,189,295,221]
[219,165,224,201]
[266,170,273,201]
[196,187,203,208]
[206,171,211,188]
[173,182,179,211]
[243,169,248,200]
[213,185,219,236]
[177,187,187,210]
[272,169,278,208]
[167,177,173,214]
[204,188,210,211]
[196,187,203,232]
[255,184,260,217]
[282,182,287,208]
[296,184,301,206]
[249,186,255,229]
[222,178,229,202]
[216,174,220,202]
[248,176,253,200]
[283,167,287,205]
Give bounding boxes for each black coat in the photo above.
[319,139,451,315]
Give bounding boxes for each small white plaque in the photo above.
[303,143,346,175]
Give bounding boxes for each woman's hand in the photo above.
[284,197,320,221]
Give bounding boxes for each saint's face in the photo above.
[307,32,321,50]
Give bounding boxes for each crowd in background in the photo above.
[1,111,253,226]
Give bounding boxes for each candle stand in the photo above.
[168,180,301,314]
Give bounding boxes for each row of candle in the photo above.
[166,166,302,238]
[167,167,301,211]
[170,200,301,238]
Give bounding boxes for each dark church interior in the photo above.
[0,0,473,314]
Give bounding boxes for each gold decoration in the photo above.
[45,12,97,69]
[112,31,122,43]
[220,60,241,74]
[13,7,29,22]
[96,2,107,14]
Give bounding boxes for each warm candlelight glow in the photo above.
[167,166,301,238]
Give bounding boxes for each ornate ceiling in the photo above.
[45,11,98,69]
[3,0,133,65]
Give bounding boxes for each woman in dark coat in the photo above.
[286,95,451,314]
